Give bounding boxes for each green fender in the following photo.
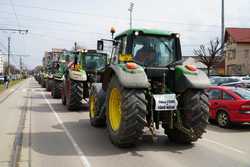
[175,65,211,93]
[104,64,150,89]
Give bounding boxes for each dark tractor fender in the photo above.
[102,64,150,91]
[175,65,211,93]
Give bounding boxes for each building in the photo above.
[43,48,65,66]
[225,27,250,75]
[0,54,3,75]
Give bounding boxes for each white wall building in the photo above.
[0,54,4,75]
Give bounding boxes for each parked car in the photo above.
[220,81,248,88]
[210,76,240,86]
[208,86,250,128]
[0,75,4,84]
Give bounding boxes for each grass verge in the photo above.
[0,80,23,94]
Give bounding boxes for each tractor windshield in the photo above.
[85,53,106,71]
[132,36,175,67]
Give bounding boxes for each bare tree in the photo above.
[193,38,223,76]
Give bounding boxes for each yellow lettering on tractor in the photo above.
[119,54,133,62]
[71,64,81,71]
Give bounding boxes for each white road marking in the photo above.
[41,91,91,167]
[203,138,246,154]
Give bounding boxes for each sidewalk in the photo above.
[0,79,28,167]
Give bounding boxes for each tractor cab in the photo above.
[98,28,183,93]
[114,29,181,68]
[83,50,107,72]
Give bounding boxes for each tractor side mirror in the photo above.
[113,41,119,47]
[97,40,104,51]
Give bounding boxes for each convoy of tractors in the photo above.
[34,28,210,147]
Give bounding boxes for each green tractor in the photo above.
[40,71,46,88]
[51,51,68,98]
[61,49,107,110]
[45,62,54,91]
[89,28,210,147]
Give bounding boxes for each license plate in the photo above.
[153,94,178,111]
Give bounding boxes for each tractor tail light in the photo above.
[126,62,138,69]
[185,65,197,72]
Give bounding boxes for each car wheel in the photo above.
[217,111,231,128]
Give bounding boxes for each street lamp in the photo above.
[221,0,225,51]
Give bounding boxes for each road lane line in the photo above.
[203,138,246,155]
[41,91,91,167]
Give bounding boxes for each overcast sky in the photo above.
[0,0,249,69]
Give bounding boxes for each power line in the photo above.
[0,3,223,28]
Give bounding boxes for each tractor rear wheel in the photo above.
[61,84,66,105]
[66,79,84,110]
[41,79,46,88]
[46,79,52,91]
[165,90,209,144]
[89,83,106,127]
[52,80,62,98]
[106,76,147,147]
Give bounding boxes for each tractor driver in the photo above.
[134,42,156,66]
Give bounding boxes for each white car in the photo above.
[0,75,4,84]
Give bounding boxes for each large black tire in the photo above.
[61,84,66,105]
[46,79,52,91]
[66,79,84,110]
[41,79,46,88]
[51,79,62,98]
[106,76,147,147]
[165,90,209,144]
[89,83,106,127]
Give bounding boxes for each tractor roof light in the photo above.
[110,27,116,34]
[185,64,197,72]
[134,31,139,36]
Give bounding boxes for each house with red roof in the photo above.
[225,27,250,75]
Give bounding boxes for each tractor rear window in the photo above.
[85,54,106,70]
[132,36,175,67]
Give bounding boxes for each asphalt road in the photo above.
[1,78,250,167]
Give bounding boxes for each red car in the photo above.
[208,86,250,127]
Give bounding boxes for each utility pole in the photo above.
[221,0,225,52]
[0,28,28,75]
[8,37,10,75]
[74,42,77,51]
[19,55,22,73]
[128,2,134,29]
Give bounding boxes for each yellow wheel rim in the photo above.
[90,95,96,118]
[108,88,122,131]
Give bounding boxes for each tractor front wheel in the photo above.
[106,76,147,147]
[165,90,209,144]
[89,83,106,127]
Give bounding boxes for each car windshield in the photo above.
[132,36,175,67]
[210,77,240,85]
[231,88,250,99]
[242,77,250,80]
[85,53,106,71]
